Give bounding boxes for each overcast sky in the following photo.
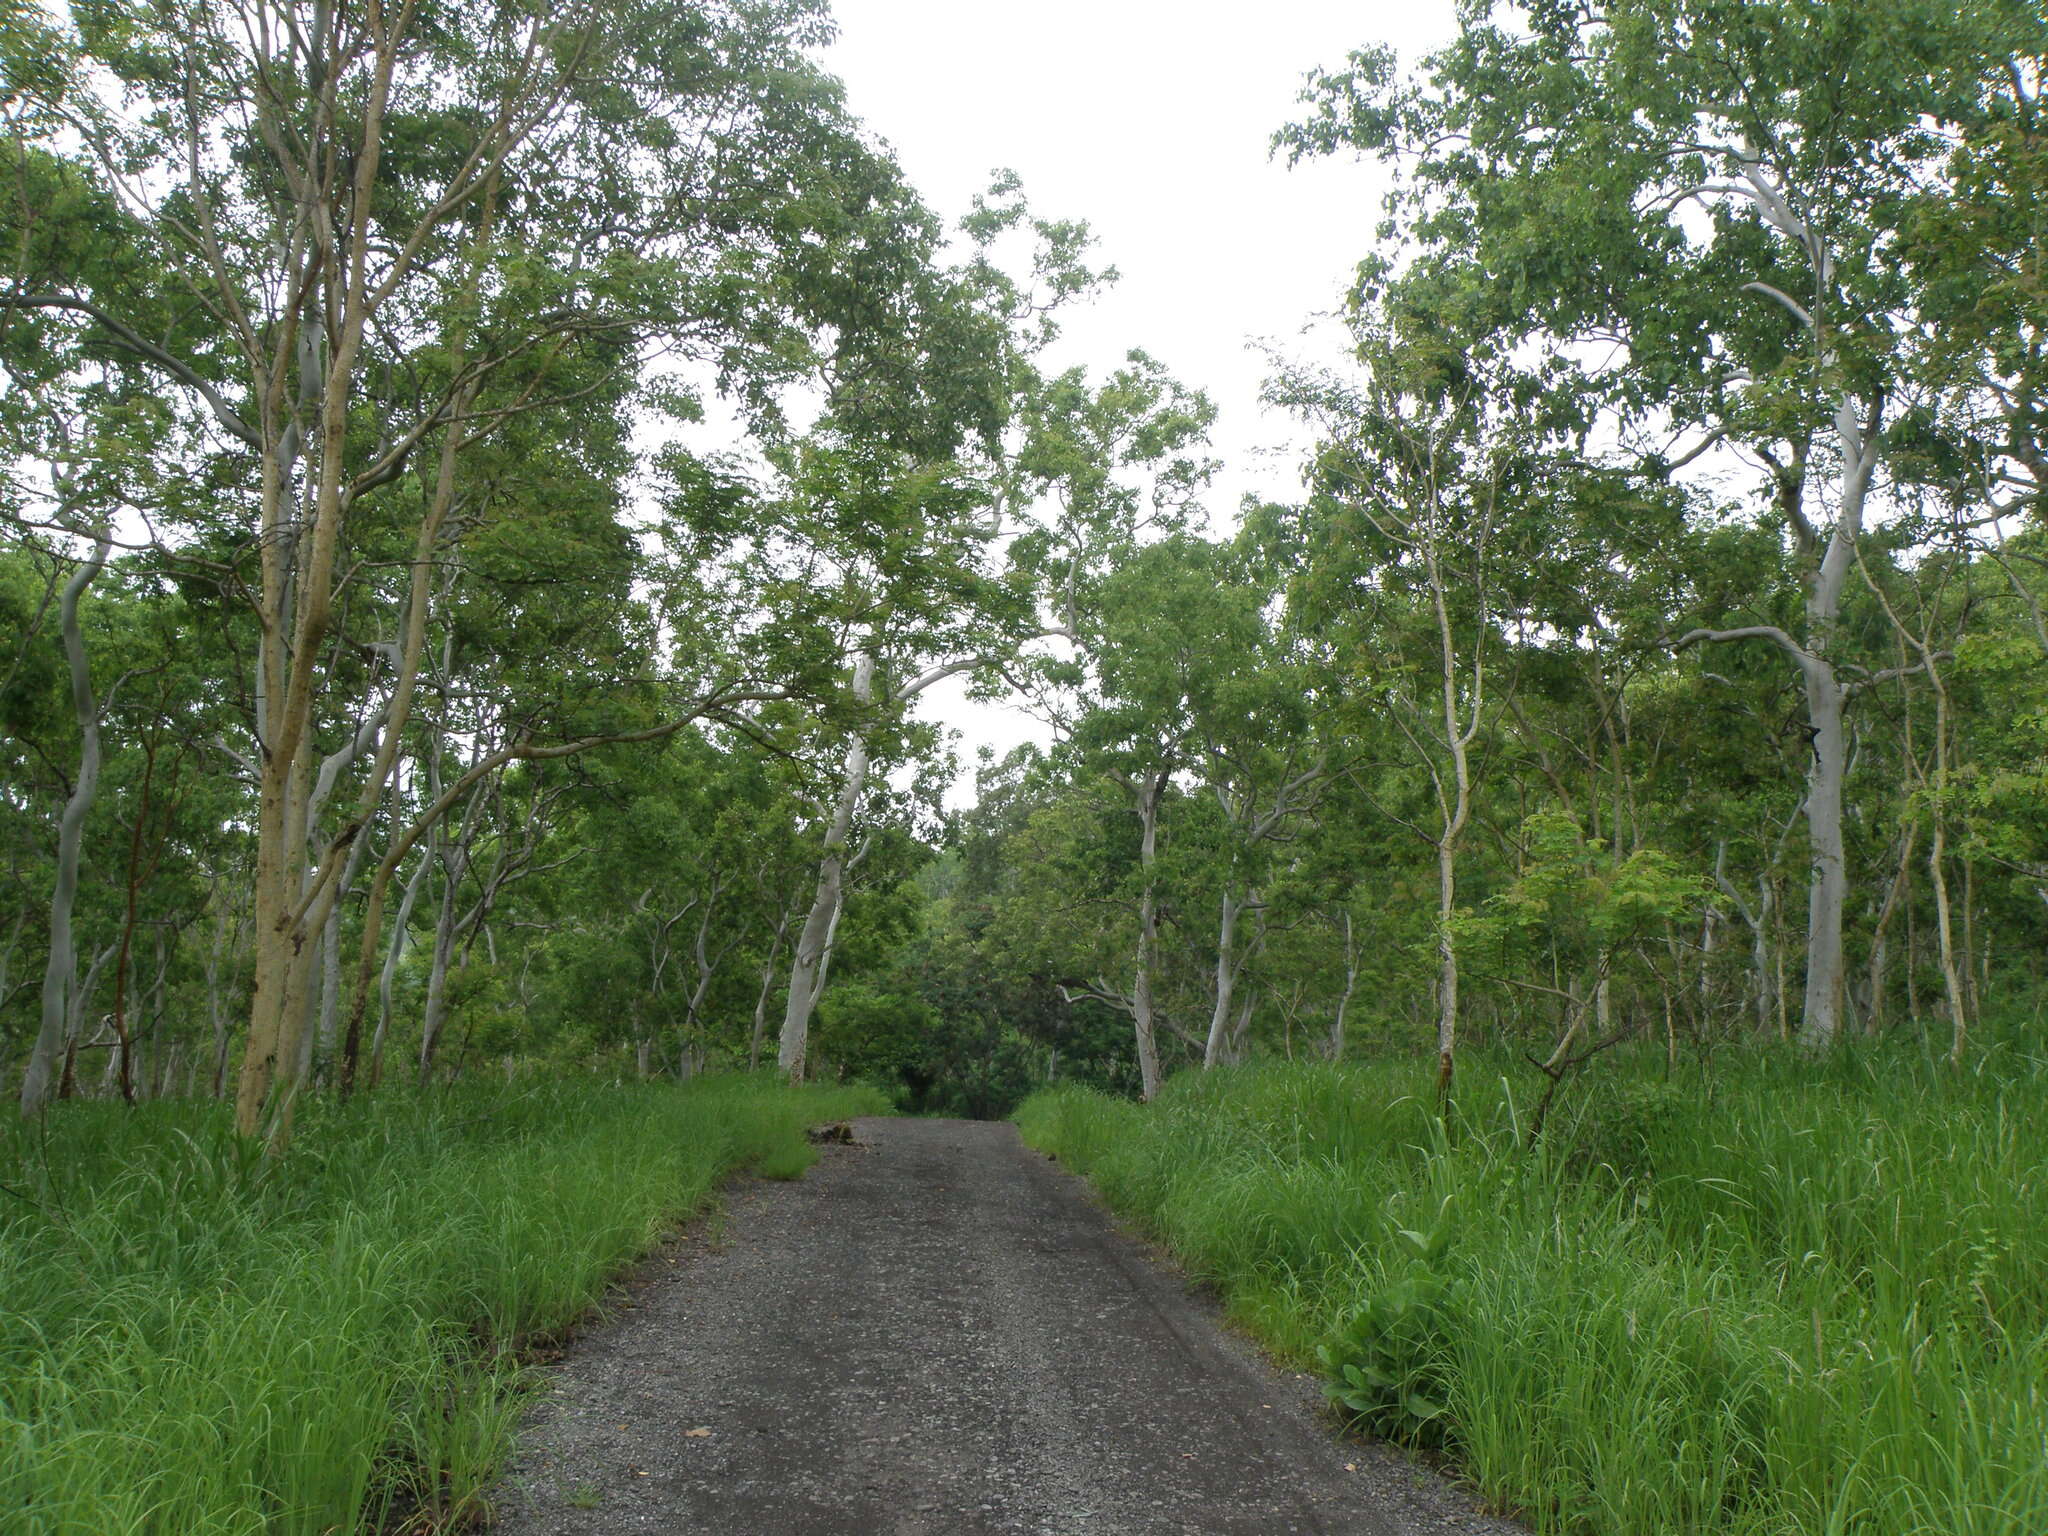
[818,0,1460,792]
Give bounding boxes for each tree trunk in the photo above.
[1427,526,1478,1119]
[21,531,112,1116]
[778,654,874,1081]
[366,839,432,1091]
[1328,910,1357,1061]
[1865,822,1918,1034]
[748,912,792,1071]
[1130,771,1165,1099]
[417,857,465,1084]
[1202,885,1244,1069]
[1925,656,1969,1065]
[1798,656,1851,1048]
[207,892,242,1099]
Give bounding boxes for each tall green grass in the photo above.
[0,1075,886,1534]
[1017,1041,2048,1536]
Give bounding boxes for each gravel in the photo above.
[486,1116,1529,1536]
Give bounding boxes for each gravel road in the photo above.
[486,1117,1527,1536]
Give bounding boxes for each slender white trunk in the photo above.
[1435,836,1460,1093]
[1328,910,1357,1061]
[417,859,464,1083]
[778,654,874,1080]
[304,816,372,1082]
[207,893,243,1099]
[1866,823,1918,1033]
[1434,694,1474,1110]
[1931,814,1967,1063]
[1226,988,1255,1062]
[1919,647,1968,1064]
[1799,656,1850,1047]
[1131,772,1164,1099]
[22,532,112,1116]
[1202,886,1243,1069]
[749,911,792,1070]
[370,840,432,1088]
[1426,521,1478,1112]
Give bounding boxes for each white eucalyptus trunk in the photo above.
[778,654,875,1080]
[417,862,465,1084]
[370,840,432,1088]
[1798,650,1852,1048]
[1201,887,1242,1069]
[1327,911,1358,1061]
[749,912,792,1071]
[1130,771,1165,1100]
[21,532,112,1116]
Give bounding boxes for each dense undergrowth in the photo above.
[1017,1037,2048,1536]
[0,1075,886,1535]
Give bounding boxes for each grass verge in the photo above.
[0,1074,887,1534]
[1016,1040,2048,1536]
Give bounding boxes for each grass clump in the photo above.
[1016,1040,2048,1536]
[0,1073,886,1534]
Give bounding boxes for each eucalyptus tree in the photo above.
[760,269,1215,1081]
[1270,323,1551,1108]
[6,0,982,1137]
[1183,546,1325,1070]
[1282,0,2029,1047]
[1053,536,1256,1094]
[0,140,193,1112]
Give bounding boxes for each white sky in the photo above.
[819,1,1459,795]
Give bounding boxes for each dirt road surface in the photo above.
[487,1117,1526,1536]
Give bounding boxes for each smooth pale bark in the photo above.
[1931,804,1968,1064]
[417,875,464,1084]
[681,878,740,1071]
[21,532,112,1116]
[417,775,496,1085]
[206,892,244,1099]
[234,29,532,1142]
[57,941,120,1101]
[1224,989,1256,1062]
[1865,823,1919,1033]
[778,653,875,1081]
[1697,895,1718,1022]
[1203,881,1275,1069]
[369,843,432,1090]
[236,84,395,1137]
[1198,757,1318,1070]
[1916,636,1968,1062]
[341,694,778,1092]
[777,639,1012,1081]
[1800,633,1854,1047]
[1327,910,1358,1062]
[1714,848,1778,1035]
[748,911,793,1070]
[1680,165,1879,1048]
[1201,886,1246,1069]
[1429,536,1478,1113]
[1057,769,1170,1097]
[1130,769,1166,1099]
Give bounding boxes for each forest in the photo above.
[3,0,2047,1533]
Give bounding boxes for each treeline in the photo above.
[0,0,1208,1140]
[915,0,2048,1111]
[5,0,2047,1132]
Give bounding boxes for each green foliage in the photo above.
[1318,1196,1460,1447]
[1019,1049,2048,1536]
[0,1075,887,1533]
